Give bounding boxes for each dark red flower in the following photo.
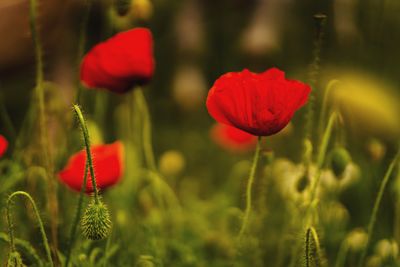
[0,135,8,157]
[58,141,124,193]
[206,68,311,136]
[211,123,257,153]
[80,28,154,93]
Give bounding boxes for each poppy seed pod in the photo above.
[330,147,351,177]
[81,199,112,240]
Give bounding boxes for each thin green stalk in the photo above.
[238,136,262,238]
[30,0,59,256]
[73,105,100,203]
[102,229,113,267]
[6,191,53,266]
[317,80,340,141]
[75,0,92,103]
[147,170,181,211]
[304,14,327,141]
[65,162,89,267]
[357,150,400,267]
[29,0,43,85]
[335,240,348,267]
[308,112,337,211]
[134,88,157,171]
[394,160,400,244]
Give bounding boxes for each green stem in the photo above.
[29,0,43,85]
[65,162,89,267]
[147,170,181,211]
[308,112,337,209]
[317,79,340,141]
[335,241,348,267]
[134,88,157,172]
[6,191,53,266]
[75,0,92,103]
[73,104,100,203]
[357,150,400,267]
[304,14,327,141]
[238,136,262,238]
[30,0,59,258]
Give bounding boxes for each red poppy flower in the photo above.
[0,135,8,157]
[58,141,124,193]
[206,68,311,136]
[80,28,154,93]
[211,123,257,153]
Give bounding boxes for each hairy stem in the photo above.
[358,150,400,267]
[29,0,59,258]
[304,227,322,267]
[75,0,92,103]
[65,162,89,267]
[6,191,53,266]
[304,14,327,142]
[73,105,100,203]
[238,136,262,238]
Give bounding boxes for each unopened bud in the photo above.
[81,199,112,240]
[330,147,351,177]
[346,228,368,252]
[375,239,398,259]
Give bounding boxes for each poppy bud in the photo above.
[366,138,386,162]
[330,147,351,177]
[346,228,368,252]
[114,0,131,16]
[375,239,399,260]
[159,150,186,177]
[81,199,112,240]
[7,251,24,267]
[132,0,153,21]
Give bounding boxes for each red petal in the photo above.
[211,123,257,153]
[58,141,124,193]
[0,135,8,158]
[206,68,311,136]
[80,28,154,93]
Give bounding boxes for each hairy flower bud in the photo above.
[81,199,112,240]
